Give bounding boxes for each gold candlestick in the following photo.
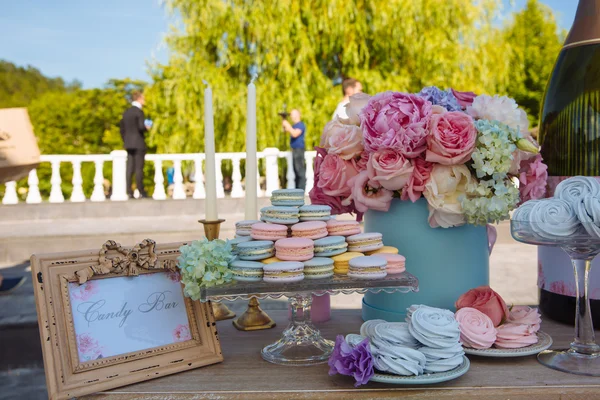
[199,218,236,321]
[233,296,276,331]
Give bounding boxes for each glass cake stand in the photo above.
[200,273,418,366]
[511,219,600,376]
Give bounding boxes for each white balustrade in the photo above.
[26,169,42,204]
[305,152,315,194]
[90,160,106,202]
[172,159,186,200]
[2,181,18,205]
[230,157,244,198]
[193,156,206,199]
[216,157,225,199]
[49,160,65,203]
[285,152,296,189]
[263,147,280,196]
[70,160,85,202]
[110,150,129,201]
[151,159,167,200]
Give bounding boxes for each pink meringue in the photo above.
[494,323,539,349]
[455,307,497,349]
[508,306,541,333]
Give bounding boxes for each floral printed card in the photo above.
[68,271,190,363]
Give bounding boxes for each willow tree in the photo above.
[147,0,511,154]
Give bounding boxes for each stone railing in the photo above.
[1,148,317,204]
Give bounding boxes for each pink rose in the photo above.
[455,286,510,327]
[451,88,477,109]
[318,153,359,197]
[455,307,497,349]
[309,147,353,215]
[347,170,393,213]
[360,91,432,157]
[426,111,477,165]
[342,93,372,126]
[508,306,541,333]
[423,164,472,228]
[401,156,433,202]
[495,323,539,349]
[321,119,364,160]
[351,151,370,172]
[367,149,414,191]
[518,154,548,204]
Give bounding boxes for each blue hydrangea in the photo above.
[177,238,235,300]
[471,120,519,179]
[460,177,520,225]
[417,86,462,112]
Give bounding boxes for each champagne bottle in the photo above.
[538,0,600,325]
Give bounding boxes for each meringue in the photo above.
[554,176,600,204]
[455,307,497,349]
[408,306,461,348]
[530,199,580,239]
[576,195,600,239]
[494,323,539,349]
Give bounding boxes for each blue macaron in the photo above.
[228,236,253,254]
[260,206,300,224]
[299,205,332,221]
[270,189,305,207]
[303,257,334,279]
[313,236,348,257]
[229,260,264,282]
[236,240,275,261]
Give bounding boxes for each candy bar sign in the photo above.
[68,271,190,362]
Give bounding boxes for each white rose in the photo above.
[423,164,473,228]
[467,95,529,134]
[341,93,371,126]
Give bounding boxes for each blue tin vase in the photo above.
[362,198,489,321]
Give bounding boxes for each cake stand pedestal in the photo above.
[201,273,418,366]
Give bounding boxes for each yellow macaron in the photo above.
[365,246,399,255]
[261,256,283,264]
[331,252,363,275]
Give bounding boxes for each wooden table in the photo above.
[86,309,600,399]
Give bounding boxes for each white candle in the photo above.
[245,77,258,220]
[203,83,218,221]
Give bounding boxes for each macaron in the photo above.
[303,257,334,279]
[261,256,283,264]
[291,221,328,240]
[228,236,253,254]
[235,220,261,236]
[376,253,406,274]
[275,237,314,261]
[365,246,399,255]
[347,232,384,252]
[331,252,364,275]
[260,206,300,224]
[348,256,387,280]
[326,219,361,236]
[270,189,305,207]
[236,240,275,261]
[229,260,264,282]
[313,236,348,257]
[299,205,331,221]
[251,222,288,241]
[263,261,304,283]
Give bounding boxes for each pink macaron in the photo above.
[291,221,328,240]
[275,238,314,261]
[376,253,406,274]
[251,222,288,241]
[326,219,361,236]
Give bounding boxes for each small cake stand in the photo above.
[200,273,418,366]
[511,219,600,376]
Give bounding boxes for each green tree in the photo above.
[503,0,565,127]
[148,0,511,155]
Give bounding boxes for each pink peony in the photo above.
[173,324,192,342]
[401,156,433,202]
[508,306,541,333]
[347,170,393,213]
[455,286,510,327]
[518,154,548,203]
[367,149,414,191]
[455,307,497,349]
[426,111,477,165]
[77,333,100,354]
[321,119,364,160]
[451,88,477,109]
[318,153,359,197]
[360,91,432,157]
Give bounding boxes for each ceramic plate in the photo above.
[462,331,552,358]
[369,356,470,385]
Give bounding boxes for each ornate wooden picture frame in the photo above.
[31,239,223,400]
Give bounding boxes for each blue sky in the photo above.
[0,0,577,89]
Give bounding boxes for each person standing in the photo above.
[333,78,363,119]
[120,91,151,198]
[282,109,306,190]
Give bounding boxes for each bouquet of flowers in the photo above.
[177,238,235,300]
[310,87,548,228]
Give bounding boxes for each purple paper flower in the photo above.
[328,335,374,387]
[418,86,462,112]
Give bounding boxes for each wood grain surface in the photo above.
[85,309,600,400]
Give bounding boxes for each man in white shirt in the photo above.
[333,78,363,119]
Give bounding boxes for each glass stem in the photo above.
[570,257,600,355]
[288,293,312,329]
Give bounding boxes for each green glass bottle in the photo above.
[538,0,600,325]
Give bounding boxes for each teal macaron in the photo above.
[270,189,305,207]
[260,206,300,224]
[228,236,253,254]
[236,240,275,261]
[303,257,334,279]
[299,205,332,221]
[313,236,348,257]
[229,260,264,282]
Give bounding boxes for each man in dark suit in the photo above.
[120,91,151,198]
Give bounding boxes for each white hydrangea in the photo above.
[461,177,520,225]
[467,95,529,134]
